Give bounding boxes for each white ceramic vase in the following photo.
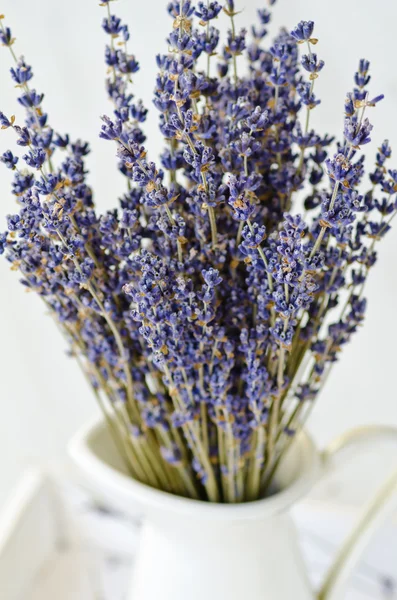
[69,420,397,600]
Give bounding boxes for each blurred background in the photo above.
[0,0,396,510]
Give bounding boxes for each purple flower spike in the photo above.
[0,1,394,504]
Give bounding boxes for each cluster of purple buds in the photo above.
[0,3,395,504]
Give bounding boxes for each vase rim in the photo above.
[69,417,322,522]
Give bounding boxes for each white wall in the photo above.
[0,0,396,508]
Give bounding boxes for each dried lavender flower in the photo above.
[0,3,396,503]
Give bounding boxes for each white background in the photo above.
[0,0,396,509]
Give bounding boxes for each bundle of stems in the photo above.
[0,1,395,502]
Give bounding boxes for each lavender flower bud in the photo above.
[0,150,18,170]
[290,20,315,43]
[10,59,32,85]
[195,2,222,23]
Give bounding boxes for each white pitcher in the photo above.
[69,420,397,600]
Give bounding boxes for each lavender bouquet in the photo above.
[0,1,395,504]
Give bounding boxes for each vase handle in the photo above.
[317,425,397,600]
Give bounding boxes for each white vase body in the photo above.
[132,511,311,600]
[69,420,397,600]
